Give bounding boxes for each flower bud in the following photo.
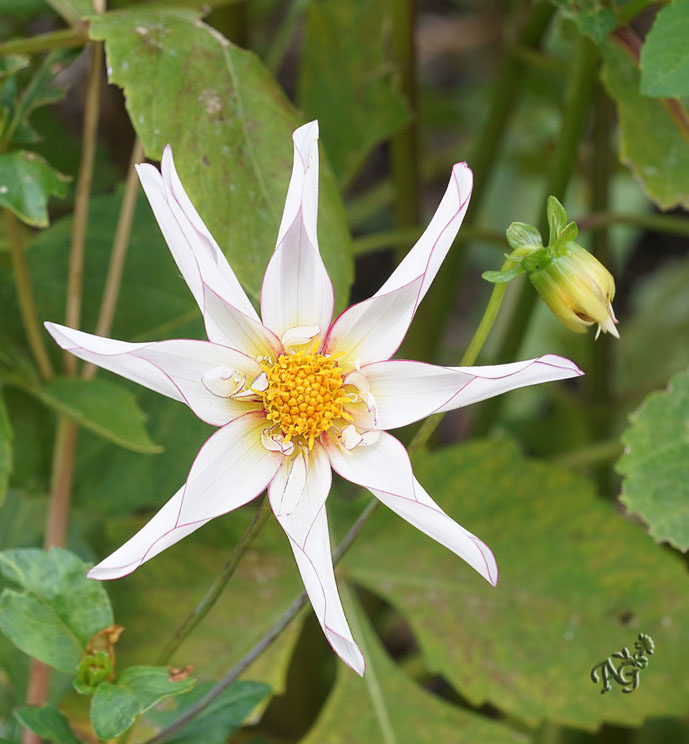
[529,241,619,339]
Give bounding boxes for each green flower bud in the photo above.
[529,241,619,339]
[73,650,114,695]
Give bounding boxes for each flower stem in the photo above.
[64,40,103,374]
[83,139,144,380]
[5,209,54,381]
[157,496,272,665]
[473,32,598,436]
[352,225,506,257]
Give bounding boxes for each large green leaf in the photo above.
[298,0,410,187]
[0,391,12,506]
[344,439,689,730]
[302,585,527,744]
[640,0,689,97]
[31,376,161,454]
[90,666,195,740]
[13,705,81,744]
[146,680,271,744]
[0,151,69,227]
[601,40,689,210]
[616,368,689,551]
[89,7,352,306]
[0,548,113,673]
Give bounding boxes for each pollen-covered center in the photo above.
[260,352,350,448]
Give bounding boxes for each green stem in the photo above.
[5,210,54,381]
[390,0,420,265]
[409,258,514,452]
[64,41,103,374]
[0,28,87,56]
[157,497,272,664]
[578,210,689,237]
[402,1,555,362]
[474,33,598,436]
[617,0,657,25]
[588,86,615,495]
[265,0,310,74]
[83,139,144,380]
[550,438,623,470]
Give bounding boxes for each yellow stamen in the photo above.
[260,351,349,449]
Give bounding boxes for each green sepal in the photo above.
[521,248,553,273]
[482,265,527,284]
[546,195,568,245]
[506,221,543,252]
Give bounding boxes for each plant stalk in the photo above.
[5,210,54,381]
[0,28,87,56]
[64,41,103,374]
[83,139,144,380]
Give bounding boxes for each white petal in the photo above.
[88,485,209,579]
[45,323,263,427]
[179,411,282,525]
[326,431,497,586]
[280,324,321,352]
[137,149,258,325]
[323,164,472,365]
[201,366,245,398]
[202,284,283,361]
[376,163,472,302]
[269,444,365,675]
[323,276,422,365]
[353,355,584,430]
[261,121,333,345]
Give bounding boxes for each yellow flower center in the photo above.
[260,351,351,449]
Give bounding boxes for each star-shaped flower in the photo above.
[46,121,582,675]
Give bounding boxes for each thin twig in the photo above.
[0,28,87,57]
[157,497,273,664]
[83,139,144,380]
[64,41,103,374]
[5,210,54,381]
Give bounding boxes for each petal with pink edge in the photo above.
[326,431,497,586]
[137,149,258,331]
[352,354,584,430]
[269,443,365,675]
[45,323,263,427]
[261,121,333,345]
[90,413,281,580]
[323,165,472,364]
[177,411,282,525]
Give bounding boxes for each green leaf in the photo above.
[0,151,69,227]
[302,584,527,744]
[13,705,81,744]
[0,548,113,672]
[617,368,689,551]
[32,377,162,454]
[553,0,617,44]
[90,666,195,740]
[146,681,271,744]
[640,0,689,97]
[89,7,353,307]
[344,438,689,729]
[0,390,13,506]
[601,40,689,210]
[505,221,543,251]
[298,0,410,186]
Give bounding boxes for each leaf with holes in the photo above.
[89,7,352,307]
[344,438,689,730]
[617,368,689,551]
